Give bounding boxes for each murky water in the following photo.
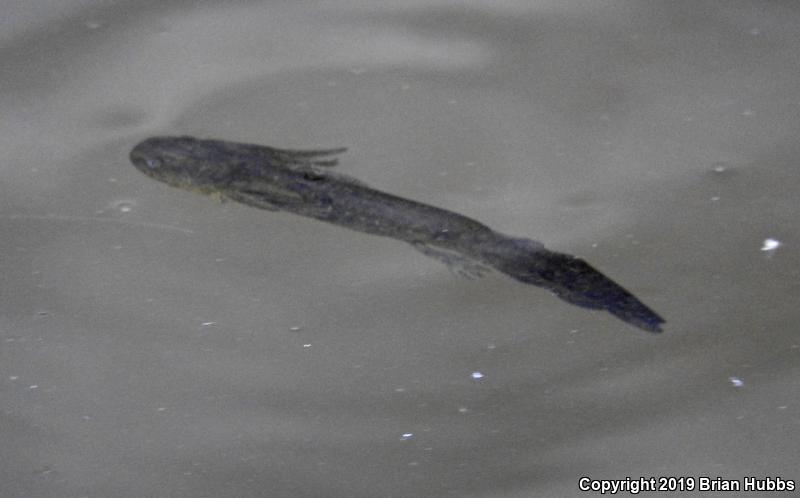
[2,1,798,497]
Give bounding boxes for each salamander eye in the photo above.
[145,158,162,169]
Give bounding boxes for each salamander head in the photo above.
[130,136,236,193]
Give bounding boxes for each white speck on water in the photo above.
[1,212,194,235]
[777,405,787,410]
[486,344,496,350]
[302,344,312,348]
[394,388,406,393]
[29,385,39,389]
[458,407,469,413]
[400,433,413,440]
[471,371,484,380]
[740,109,754,116]
[289,326,303,332]
[110,199,137,213]
[84,20,102,29]
[9,376,18,380]
[200,322,216,327]
[713,166,726,173]
[729,377,744,388]
[761,238,781,251]
[157,407,167,412]
[748,27,760,35]
[710,196,721,201]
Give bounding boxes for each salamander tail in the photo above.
[484,236,665,332]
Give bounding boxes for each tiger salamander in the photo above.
[130,136,664,332]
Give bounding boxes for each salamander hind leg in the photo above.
[411,242,491,279]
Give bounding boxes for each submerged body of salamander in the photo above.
[130,136,664,332]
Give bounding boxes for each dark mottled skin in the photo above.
[130,136,664,332]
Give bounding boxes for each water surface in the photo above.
[1,1,798,496]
